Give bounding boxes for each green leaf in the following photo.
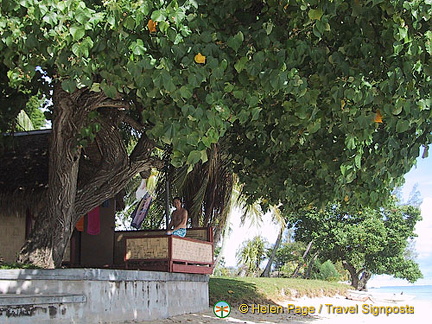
[200,150,208,163]
[158,21,169,32]
[167,28,177,42]
[70,26,85,41]
[100,82,117,99]
[61,79,77,93]
[392,103,403,115]
[237,110,250,124]
[340,164,348,176]
[354,154,362,169]
[396,119,410,133]
[396,27,408,41]
[224,82,234,93]
[227,31,244,52]
[164,124,177,141]
[202,136,212,148]
[151,10,167,21]
[346,135,356,150]
[71,43,80,56]
[234,57,248,73]
[295,106,308,119]
[80,37,93,57]
[179,86,192,99]
[130,39,146,55]
[308,9,323,20]
[90,83,101,92]
[187,150,202,165]
[425,31,432,55]
[307,119,321,134]
[161,70,176,92]
[250,107,261,121]
[124,16,136,30]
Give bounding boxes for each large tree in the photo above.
[294,202,423,290]
[0,0,431,267]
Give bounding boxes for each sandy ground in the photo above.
[128,295,431,324]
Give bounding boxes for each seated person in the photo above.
[166,197,188,237]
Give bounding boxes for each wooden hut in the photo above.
[0,130,214,274]
[0,130,122,267]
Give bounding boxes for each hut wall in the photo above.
[0,215,26,263]
[79,199,115,267]
[0,198,116,267]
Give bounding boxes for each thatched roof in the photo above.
[0,130,50,194]
[0,129,124,216]
[0,130,50,216]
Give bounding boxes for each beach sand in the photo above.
[131,295,431,324]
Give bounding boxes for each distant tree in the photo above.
[2,95,46,132]
[406,183,423,208]
[236,236,267,277]
[295,202,423,290]
[310,260,341,282]
[23,96,47,129]
[271,240,308,277]
[212,246,232,276]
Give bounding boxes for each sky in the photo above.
[220,154,432,287]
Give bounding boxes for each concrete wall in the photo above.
[0,269,209,323]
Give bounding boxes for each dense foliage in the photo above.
[0,0,431,266]
[1,0,431,204]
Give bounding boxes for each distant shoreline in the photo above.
[368,284,432,301]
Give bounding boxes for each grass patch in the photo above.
[209,276,350,306]
[0,262,42,269]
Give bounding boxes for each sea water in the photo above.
[369,285,432,301]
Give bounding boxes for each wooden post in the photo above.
[163,144,172,229]
[165,173,170,229]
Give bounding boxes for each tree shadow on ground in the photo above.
[209,277,275,306]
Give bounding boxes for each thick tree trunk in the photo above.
[15,207,55,269]
[17,86,161,268]
[358,270,372,291]
[261,225,284,277]
[18,85,85,268]
[342,261,359,289]
[342,260,371,290]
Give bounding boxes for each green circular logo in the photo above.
[213,300,231,318]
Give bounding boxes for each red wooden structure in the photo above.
[122,227,214,274]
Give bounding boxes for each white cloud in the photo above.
[415,198,432,260]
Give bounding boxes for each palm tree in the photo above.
[149,141,234,243]
[236,236,267,276]
[261,205,286,277]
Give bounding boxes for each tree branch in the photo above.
[74,113,161,217]
[123,115,145,131]
[93,98,130,110]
